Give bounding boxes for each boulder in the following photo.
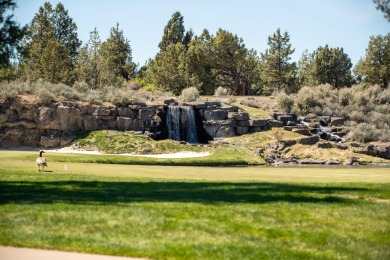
[268,120,284,127]
[220,105,239,112]
[39,107,57,129]
[204,110,228,121]
[250,119,269,127]
[277,115,294,122]
[292,128,311,136]
[205,101,221,107]
[235,126,249,135]
[117,117,132,130]
[361,142,390,159]
[298,135,320,145]
[317,141,333,149]
[57,106,82,131]
[331,117,346,126]
[215,126,236,138]
[94,106,111,116]
[228,111,249,121]
[284,126,295,131]
[138,108,155,121]
[164,99,177,106]
[344,157,359,165]
[334,143,348,150]
[238,120,251,127]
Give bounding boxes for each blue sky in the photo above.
[14,0,389,66]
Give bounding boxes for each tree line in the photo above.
[1,1,389,96]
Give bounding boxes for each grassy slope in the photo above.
[1,152,390,259]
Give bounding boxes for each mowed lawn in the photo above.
[0,151,389,259]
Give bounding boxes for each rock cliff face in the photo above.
[0,98,270,148]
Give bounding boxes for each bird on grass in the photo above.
[36,150,47,172]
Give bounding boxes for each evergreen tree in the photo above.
[76,28,102,88]
[297,45,353,88]
[354,33,390,88]
[158,11,185,51]
[297,50,316,87]
[21,2,80,84]
[200,29,260,95]
[186,29,216,95]
[260,28,296,93]
[100,23,136,86]
[53,3,81,63]
[144,42,192,95]
[0,0,25,68]
[313,45,353,88]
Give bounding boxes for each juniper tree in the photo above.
[354,33,390,88]
[260,28,296,94]
[100,23,136,86]
[21,2,80,84]
[76,28,103,88]
[158,11,185,52]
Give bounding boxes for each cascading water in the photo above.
[166,106,199,143]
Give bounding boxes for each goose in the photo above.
[36,150,47,172]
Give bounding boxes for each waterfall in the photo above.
[166,106,199,143]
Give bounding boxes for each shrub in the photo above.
[293,86,322,115]
[85,90,103,105]
[338,87,353,106]
[37,88,55,105]
[73,81,90,92]
[277,94,294,113]
[0,82,22,101]
[347,123,382,143]
[125,81,141,90]
[107,88,135,107]
[180,87,200,102]
[214,87,229,97]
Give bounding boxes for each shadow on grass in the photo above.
[0,181,370,205]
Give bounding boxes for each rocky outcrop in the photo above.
[0,98,291,148]
[353,142,390,159]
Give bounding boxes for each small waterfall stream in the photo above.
[166,106,199,143]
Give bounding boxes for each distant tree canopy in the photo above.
[3,4,389,95]
[297,45,353,89]
[354,33,390,88]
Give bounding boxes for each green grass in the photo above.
[1,152,390,259]
[232,103,270,119]
[74,130,205,154]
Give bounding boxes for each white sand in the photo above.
[48,146,210,158]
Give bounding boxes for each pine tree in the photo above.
[297,45,353,88]
[21,2,80,84]
[144,42,191,95]
[76,28,103,88]
[260,28,296,93]
[354,33,390,88]
[100,23,136,86]
[313,45,353,88]
[158,11,185,51]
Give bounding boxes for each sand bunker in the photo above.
[49,146,210,158]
